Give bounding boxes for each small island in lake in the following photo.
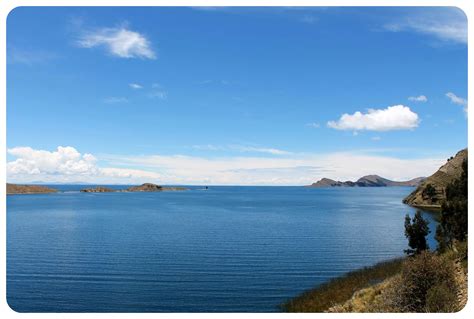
[7,183,58,195]
[80,186,115,193]
[80,183,188,193]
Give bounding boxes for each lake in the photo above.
[7,186,438,312]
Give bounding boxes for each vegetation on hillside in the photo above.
[284,154,468,313]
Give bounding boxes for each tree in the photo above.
[436,158,467,250]
[404,211,430,255]
[423,183,436,200]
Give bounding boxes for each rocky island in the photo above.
[80,186,115,193]
[7,183,58,195]
[80,183,188,193]
[308,175,425,188]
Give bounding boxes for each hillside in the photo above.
[308,175,424,188]
[403,149,467,210]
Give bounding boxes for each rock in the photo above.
[126,183,164,192]
[6,183,58,195]
[80,186,115,193]
[403,149,467,210]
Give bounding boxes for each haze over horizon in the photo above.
[7,7,467,185]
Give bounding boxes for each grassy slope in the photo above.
[281,258,404,312]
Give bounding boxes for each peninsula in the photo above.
[308,175,425,188]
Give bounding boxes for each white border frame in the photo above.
[0,1,471,318]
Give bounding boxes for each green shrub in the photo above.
[394,252,457,312]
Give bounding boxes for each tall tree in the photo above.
[436,159,468,250]
[405,211,430,255]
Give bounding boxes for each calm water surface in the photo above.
[7,186,437,312]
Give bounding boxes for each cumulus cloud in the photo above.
[384,8,467,44]
[327,105,419,131]
[7,146,160,184]
[408,95,428,102]
[77,27,156,59]
[129,83,143,89]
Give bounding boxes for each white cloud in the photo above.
[7,146,161,184]
[384,8,467,44]
[7,146,449,186]
[103,96,128,104]
[371,136,381,141]
[327,105,419,131]
[446,92,468,115]
[77,27,156,59]
[129,83,143,89]
[408,95,428,102]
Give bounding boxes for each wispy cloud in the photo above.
[77,26,156,59]
[192,144,292,155]
[306,122,321,128]
[408,95,428,102]
[231,145,292,155]
[103,96,128,104]
[384,8,467,44]
[129,83,143,89]
[446,92,467,106]
[446,92,468,115]
[328,105,419,131]
[7,47,58,65]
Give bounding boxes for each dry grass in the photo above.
[281,258,404,312]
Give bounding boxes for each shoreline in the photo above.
[281,257,405,312]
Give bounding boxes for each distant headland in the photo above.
[307,175,425,188]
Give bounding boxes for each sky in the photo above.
[6,6,468,185]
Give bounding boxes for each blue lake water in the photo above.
[7,186,438,312]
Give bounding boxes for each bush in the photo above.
[425,282,458,312]
[393,252,457,312]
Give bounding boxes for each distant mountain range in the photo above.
[308,175,425,188]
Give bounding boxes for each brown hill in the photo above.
[403,148,467,210]
[7,183,57,195]
[127,183,163,192]
[308,175,424,188]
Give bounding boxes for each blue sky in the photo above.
[6,7,468,185]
